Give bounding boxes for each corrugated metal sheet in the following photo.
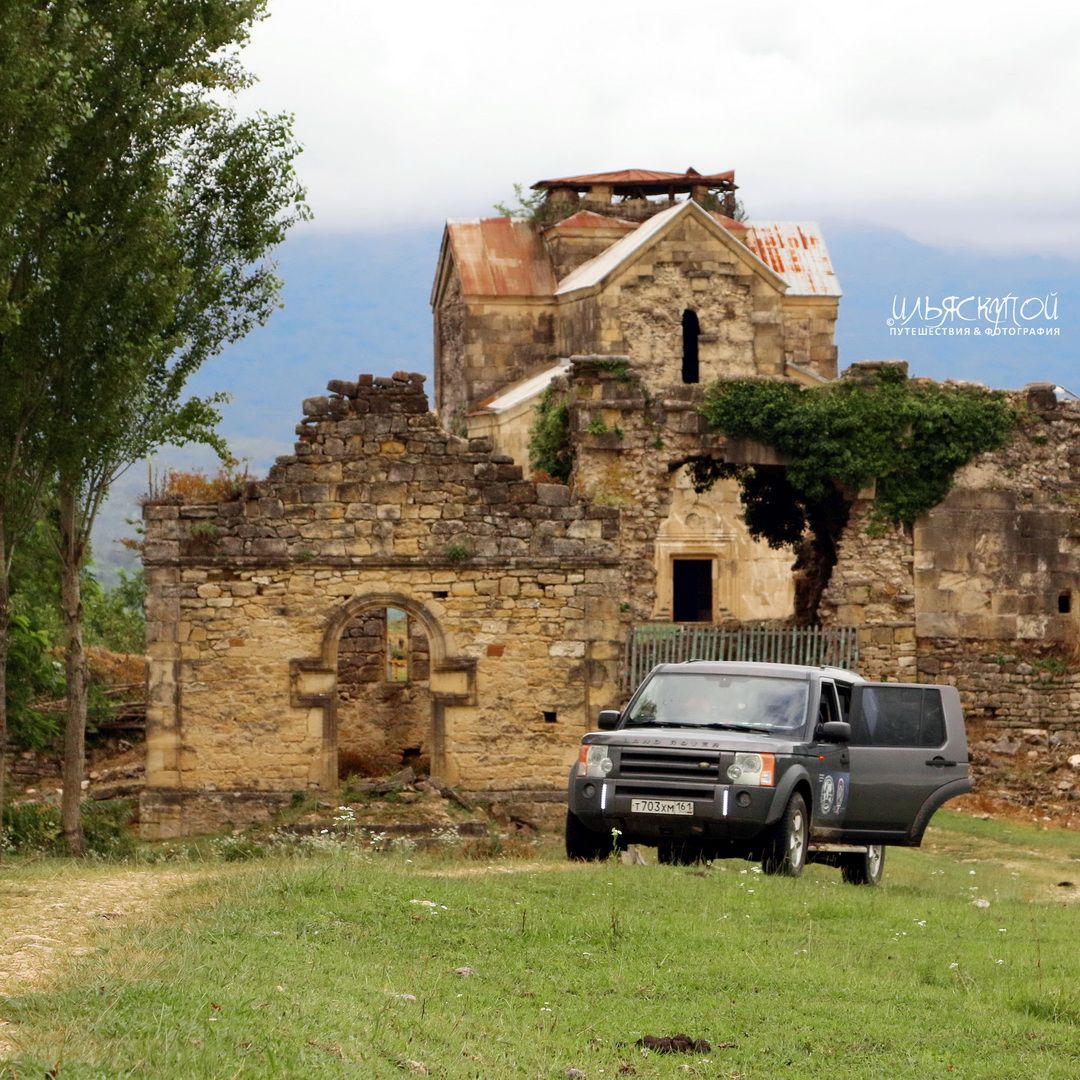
[475,360,571,413]
[744,222,842,297]
[446,217,556,297]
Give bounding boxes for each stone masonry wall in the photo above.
[821,376,1079,735]
[556,215,785,389]
[141,372,622,837]
[565,357,795,632]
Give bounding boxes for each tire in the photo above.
[841,844,885,886]
[761,792,808,877]
[565,810,610,861]
[657,841,704,866]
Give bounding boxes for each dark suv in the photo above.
[565,661,971,884]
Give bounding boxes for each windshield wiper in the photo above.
[693,722,773,734]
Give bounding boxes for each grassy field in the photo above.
[1,812,1078,1079]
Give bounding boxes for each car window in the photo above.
[625,673,810,732]
[816,681,840,729]
[851,686,947,748]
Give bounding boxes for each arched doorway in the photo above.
[336,605,431,779]
[290,590,478,791]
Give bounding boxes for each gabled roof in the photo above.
[437,217,556,299]
[743,222,841,297]
[544,210,637,233]
[554,200,788,297]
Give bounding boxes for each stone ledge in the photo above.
[143,554,623,570]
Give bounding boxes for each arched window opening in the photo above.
[682,309,700,384]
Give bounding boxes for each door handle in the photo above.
[925,756,956,768]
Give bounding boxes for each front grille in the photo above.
[615,781,714,801]
[618,749,722,782]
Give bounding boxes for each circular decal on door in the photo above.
[835,776,846,814]
[820,774,835,816]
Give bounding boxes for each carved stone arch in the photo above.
[290,587,477,789]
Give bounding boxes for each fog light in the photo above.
[736,791,752,808]
[583,782,597,799]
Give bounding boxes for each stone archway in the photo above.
[289,590,477,790]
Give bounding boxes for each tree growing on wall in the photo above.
[2,0,308,853]
[694,367,1017,621]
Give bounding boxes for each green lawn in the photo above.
[2,813,1079,1078]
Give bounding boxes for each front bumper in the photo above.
[568,772,780,843]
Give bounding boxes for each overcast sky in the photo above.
[239,0,1080,254]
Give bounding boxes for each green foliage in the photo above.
[527,386,574,482]
[585,418,609,436]
[2,798,134,856]
[699,370,1017,532]
[5,612,64,750]
[445,541,471,564]
[83,569,145,655]
[493,183,569,227]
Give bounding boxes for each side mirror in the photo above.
[597,709,621,730]
[820,720,851,742]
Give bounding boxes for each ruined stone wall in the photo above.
[819,498,917,680]
[821,381,1079,734]
[780,297,839,378]
[434,273,467,421]
[435,270,557,424]
[141,373,622,837]
[565,357,795,630]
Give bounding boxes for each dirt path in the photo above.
[0,866,208,1057]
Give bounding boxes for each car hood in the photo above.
[584,727,806,756]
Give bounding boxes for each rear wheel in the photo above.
[761,793,808,877]
[565,811,610,861]
[841,844,885,885]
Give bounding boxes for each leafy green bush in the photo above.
[5,612,64,750]
[1,799,135,857]
[699,368,1016,535]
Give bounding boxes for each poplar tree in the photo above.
[2,0,308,853]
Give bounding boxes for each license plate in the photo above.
[630,798,694,816]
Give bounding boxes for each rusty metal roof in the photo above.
[744,222,842,297]
[445,217,556,297]
[533,167,736,192]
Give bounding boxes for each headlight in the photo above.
[726,752,775,787]
[578,744,613,778]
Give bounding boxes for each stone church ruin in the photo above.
[141,167,1079,836]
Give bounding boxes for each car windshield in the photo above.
[624,672,809,733]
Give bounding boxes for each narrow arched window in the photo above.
[682,309,700,384]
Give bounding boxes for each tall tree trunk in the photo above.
[59,482,87,856]
[0,526,9,864]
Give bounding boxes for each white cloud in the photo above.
[238,0,1079,252]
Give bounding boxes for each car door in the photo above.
[840,683,970,844]
[809,679,850,834]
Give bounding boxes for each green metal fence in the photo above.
[622,623,860,691]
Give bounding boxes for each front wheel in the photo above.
[565,811,610,861]
[841,844,885,885]
[761,793,808,877]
